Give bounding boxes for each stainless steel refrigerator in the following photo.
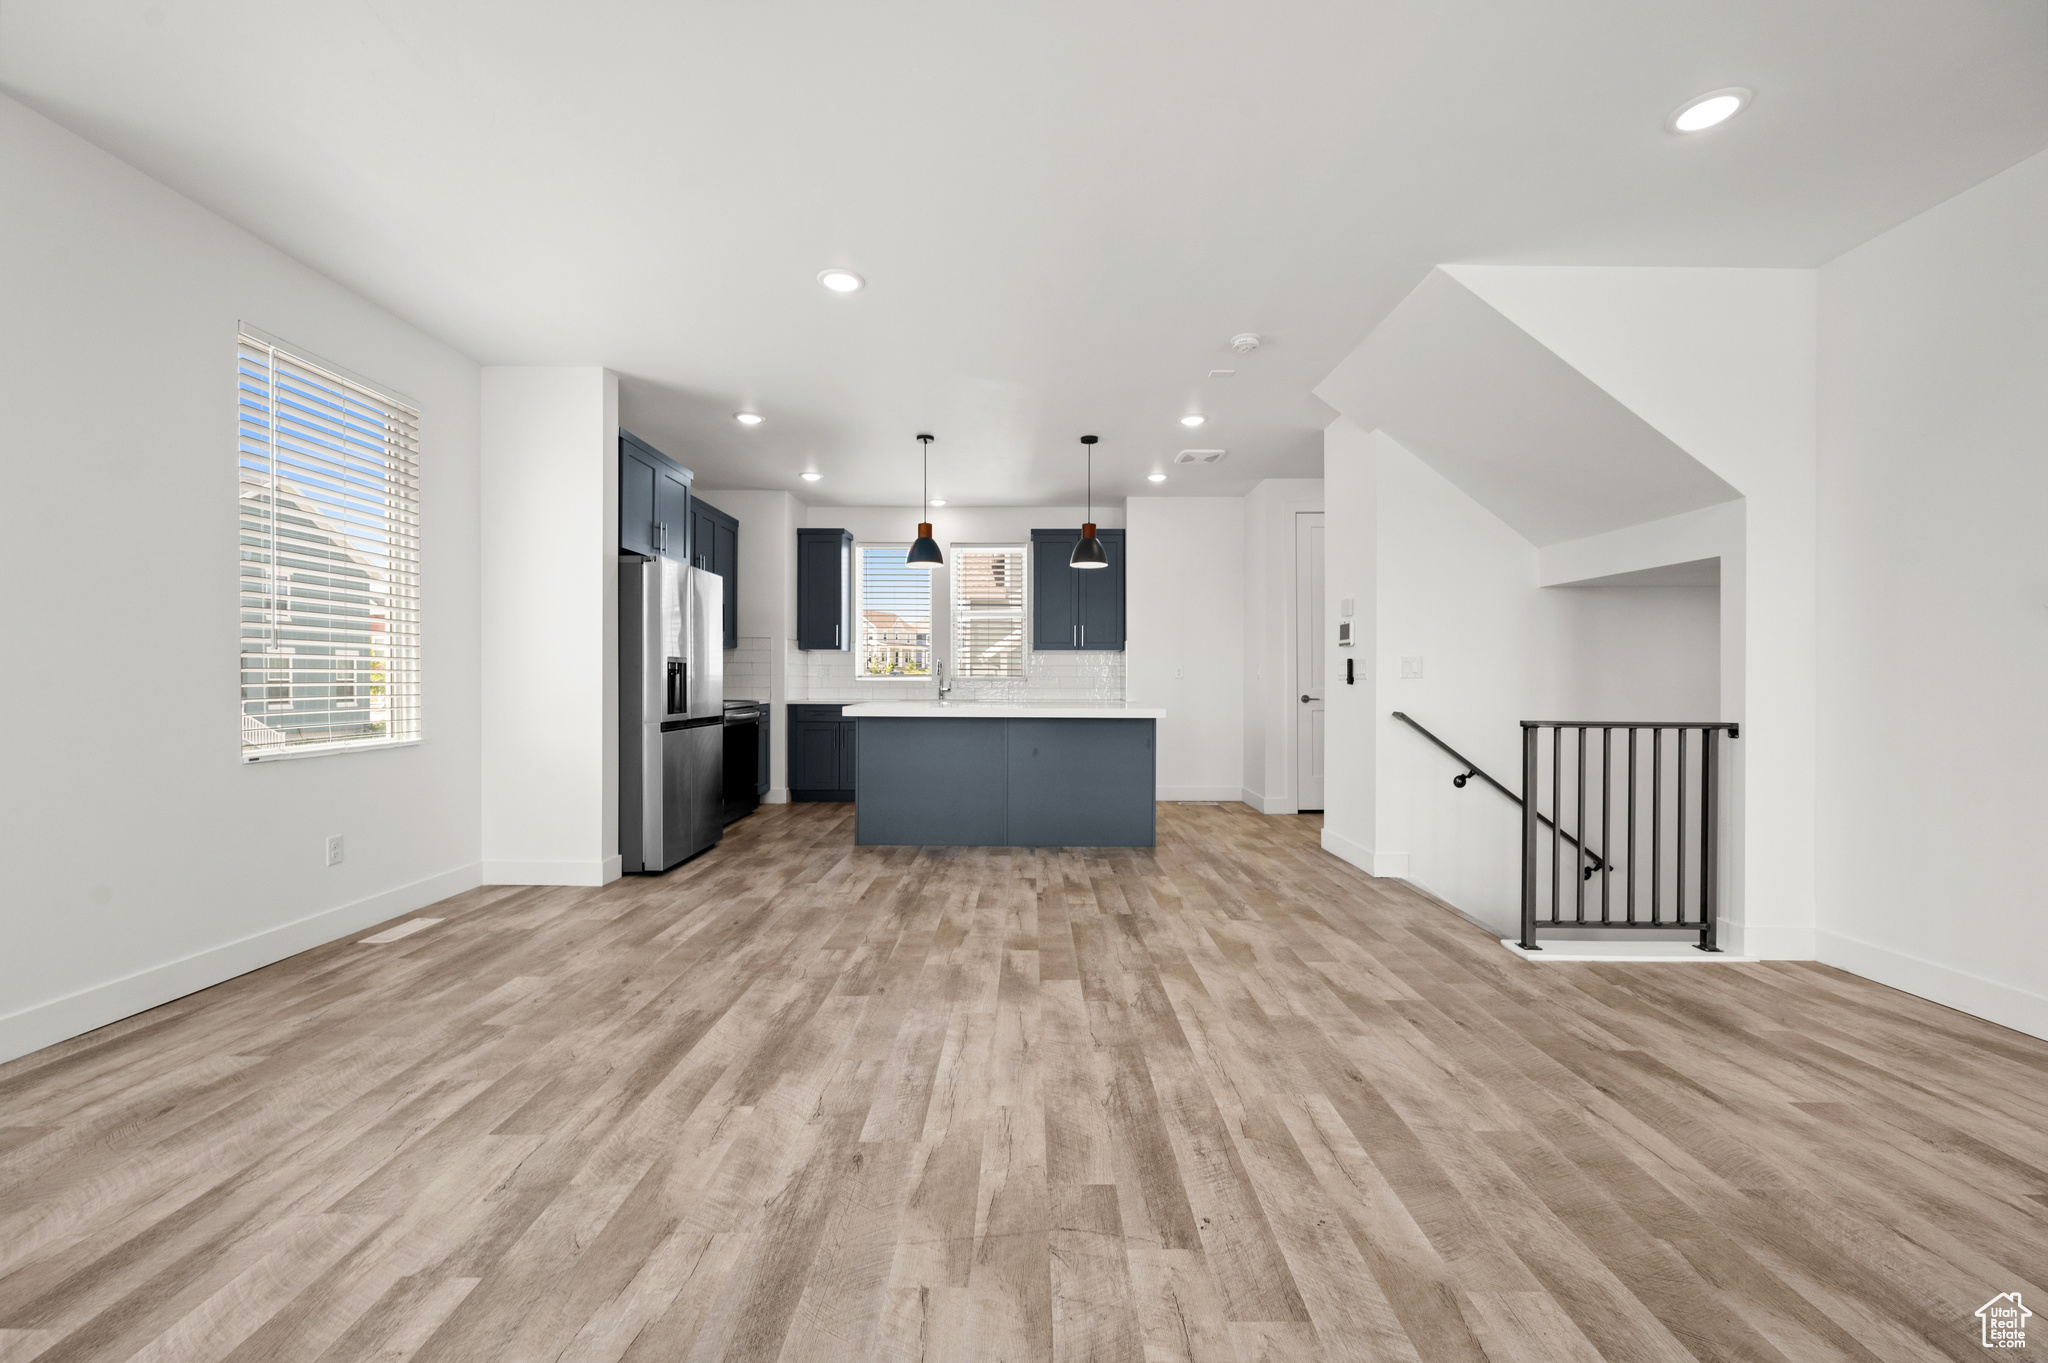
[619,557,724,873]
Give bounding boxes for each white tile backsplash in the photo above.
[723,636,775,701]
[787,640,1124,705]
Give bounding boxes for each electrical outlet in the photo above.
[1401,656,1424,679]
[326,835,345,867]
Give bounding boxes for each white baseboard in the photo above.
[1321,826,1405,876]
[481,857,621,887]
[1158,785,1244,802]
[1818,930,2048,1042]
[1239,788,1301,815]
[0,862,485,1066]
[763,788,790,804]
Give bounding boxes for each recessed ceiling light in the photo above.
[1147,473,1167,482]
[817,268,864,293]
[1668,87,1751,133]
[929,499,947,507]
[800,471,823,481]
[734,412,763,425]
[1180,415,1206,428]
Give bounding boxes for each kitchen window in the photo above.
[953,545,1025,678]
[238,329,421,760]
[857,543,932,677]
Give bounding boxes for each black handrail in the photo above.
[1392,712,1605,874]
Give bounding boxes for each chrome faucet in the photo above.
[935,658,951,700]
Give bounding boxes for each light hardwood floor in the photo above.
[2,802,2044,1362]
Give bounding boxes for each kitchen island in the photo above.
[842,701,1164,847]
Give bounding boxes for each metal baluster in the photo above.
[1701,728,1720,952]
[1601,727,1612,923]
[1676,728,1688,929]
[1551,725,1562,929]
[1651,728,1663,925]
[1574,727,1587,923]
[1626,727,1637,924]
[1521,724,1539,950]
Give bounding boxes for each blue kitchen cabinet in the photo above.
[1030,528,1125,650]
[797,529,853,651]
[789,704,856,800]
[620,429,691,559]
[691,496,740,649]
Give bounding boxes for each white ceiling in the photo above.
[1316,269,1740,544]
[6,1,2044,506]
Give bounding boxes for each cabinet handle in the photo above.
[1080,624,1086,647]
[657,522,666,552]
[834,624,841,648]
[1072,625,1077,647]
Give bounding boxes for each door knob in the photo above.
[1300,694,1312,703]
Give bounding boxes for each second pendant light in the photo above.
[1070,435,1107,568]
[907,433,943,567]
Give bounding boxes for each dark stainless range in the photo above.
[721,700,767,825]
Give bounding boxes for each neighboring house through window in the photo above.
[238,329,421,760]
[858,543,932,677]
[953,545,1025,678]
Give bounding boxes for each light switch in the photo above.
[1401,656,1424,679]
[1340,598,1354,617]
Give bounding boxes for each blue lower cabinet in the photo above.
[790,704,855,801]
[854,718,1008,845]
[853,716,1155,846]
[1006,719,1155,847]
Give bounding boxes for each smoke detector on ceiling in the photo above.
[1230,332,1262,354]
[1175,449,1226,465]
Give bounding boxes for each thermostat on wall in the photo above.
[1337,622,1353,647]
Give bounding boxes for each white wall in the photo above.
[1446,266,1815,958]
[1126,498,1246,800]
[1242,479,1325,813]
[1320,421,1380,870]
[0,95,484,1063]
[480,368,619,886]
[1816,147,2048,1040]
[793,503,1128,703]
[1324,431,1720,935]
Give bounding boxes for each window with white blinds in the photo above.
[238,332,421,760]
[953,546,1025,678]
[858,544,932,678]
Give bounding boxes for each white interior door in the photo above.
[1295,513,1326,811]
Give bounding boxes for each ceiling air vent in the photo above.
[1174,449,1226,465]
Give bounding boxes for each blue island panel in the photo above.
[1006,718,1155,847]
[853,717,1008,845]
[853,715,1155,847]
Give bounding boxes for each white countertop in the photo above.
[842,700,1166,720]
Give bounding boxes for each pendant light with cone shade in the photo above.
[906,434,943,567]
[1070,435,1108,568]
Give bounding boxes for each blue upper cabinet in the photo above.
[690,496,740,649]
[1030,529,1125,651]
[620,429,691,559]
[797,528,853,650]
[619,437,659,557]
